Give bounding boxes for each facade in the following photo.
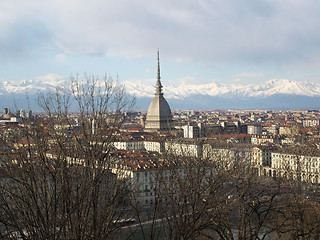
[251,134,277,145]
[165,140,202,158]
[302,119,320,127]
[145,51,173,132]
[144,140,165,153]
[247,124,262,135]
[279,125,299,135]
[113,140,164,153]
[0,117,21,125]
[265,124,280,135]
[203,144,251,170]
[182,124,200,139]
[3,108,10,118]
[251,146,273,175]
[113,140,145,151]
[202,124,222,136]
[111,158,184,205]
[270,152,320,183]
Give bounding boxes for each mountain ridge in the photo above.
[123,79,320,99]
[1,78,320,110]
[2,78,320,98]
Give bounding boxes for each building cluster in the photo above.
[2,51,320,208]
[0,108,33,125]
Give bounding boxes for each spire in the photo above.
[155,50,163,95]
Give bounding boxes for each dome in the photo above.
[147,95,172,117]
[144,51,173,131]
[145,94,173,130]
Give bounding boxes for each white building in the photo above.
[182,124,200,139]
[144,140,165,153]
[247,125,262,135]
[302,119,320,127]
[270,152,320,183]
[0,117,21,124]
[251,147,273,176]
[111,159,183,205]
[202,144,251,170]
[251,135,276,145]
[113,140,164,153]
[113,140,145,151]
[165,140,202,158]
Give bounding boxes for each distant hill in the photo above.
[127,79,320,110]
[2,79,320,111]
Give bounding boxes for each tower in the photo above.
[144,51,173,131]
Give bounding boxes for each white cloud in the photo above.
[235,73,266,77]
[35,74,66,86]
[178,76,199,85]
[2,0,320,72]
[55,53,67,62]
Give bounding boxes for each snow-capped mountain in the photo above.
[2,78,320,110]
[0,74,67,95]
[2,77,320,98]
[124,79,320,99]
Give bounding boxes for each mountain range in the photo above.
[123,79,320,99]
[1,78,320,111]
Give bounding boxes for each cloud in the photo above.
[178,76,199,85]
[35,74,66,86]
[235,73,266,77]
[0,1,52,58]
[2,0,320,68]
[55,53,67,62]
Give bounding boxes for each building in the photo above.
[221,122,239,134]
[110,151,182,205]
[26,110,33,118]
[144,140,165,153]
[144,51,173,132]
[279,125,299,135]
[206,134,251,144]
[251,134,279,145]
[182,124,200,139]
[165,140,202,158]
[202,124,221,136]
[113,140,145,151]
[302,119,320,127]
[251,146,273,176]
[0,117,21,125]
[247,124,262,135]
[202,143,251,170]
[3,108,10,118]
[270,151,320,183]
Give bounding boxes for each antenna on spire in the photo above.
[155,49,163,95]
[157,49,160,82]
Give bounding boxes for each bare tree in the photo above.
[271,146,320,240]
[0,75,134,239]
[153,142,286,240]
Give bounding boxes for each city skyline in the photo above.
[1,0,320,91]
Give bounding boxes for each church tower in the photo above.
[145,51,173,131]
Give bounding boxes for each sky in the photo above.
[1,0,320,88]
